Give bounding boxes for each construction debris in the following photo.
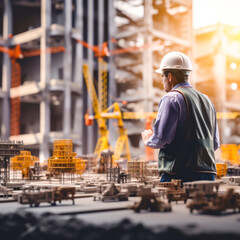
[131,186,171,213]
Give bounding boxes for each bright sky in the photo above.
[193,0,240,29]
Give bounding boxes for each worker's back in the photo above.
[158,86,217,175]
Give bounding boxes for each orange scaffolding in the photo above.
[216,163,227,179]
[11,150,39,179]
[48,139,86,176]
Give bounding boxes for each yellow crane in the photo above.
[101,102,131,163]
[82,63,109,159]
[83,61,131,164]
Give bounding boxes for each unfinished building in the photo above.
[194,24,240,145]
[113,0,192,155]
[0,0,193,162]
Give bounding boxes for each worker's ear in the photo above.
[168,72,173,82]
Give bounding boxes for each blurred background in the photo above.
[0,0,239,164]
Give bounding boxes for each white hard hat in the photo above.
[156,51,193,75]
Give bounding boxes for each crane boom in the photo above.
[98,58,108,113]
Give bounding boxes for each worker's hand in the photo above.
[141,129,153,145]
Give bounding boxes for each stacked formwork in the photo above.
[113,0,192,153]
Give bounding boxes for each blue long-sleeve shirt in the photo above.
[146,82,220,150]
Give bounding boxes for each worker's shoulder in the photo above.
[176,87,212,102]
[162,90,185,102]
[192,88,214,105]
[178,87,215,109]
[160,91,185,108]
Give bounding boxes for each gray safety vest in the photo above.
[158,86,217,175]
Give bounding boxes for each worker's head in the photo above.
[156,52,193,92]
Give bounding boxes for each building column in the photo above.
[86,0,95,154]
[63,0,72,139]
[39,0,51,163]
[98,0,104,107]
[214,26,227,143]
[214,52,226,143]
[1,0,12,139]
[143,0,153,112]
[73,0,83,153]
[108,0,117,146]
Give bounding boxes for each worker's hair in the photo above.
[163,70,189,82]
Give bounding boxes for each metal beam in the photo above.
[98,0,104,48]
[115,27,146,39]
[1,0,12,139]
[108,0,118,147]
[39,0,51,163]
[86,0,95,154]
[73,0,83,154]
[10,80,81,98]
[63,0,72,139]
[10,27,42,45]
[151,29,191,47]
[10,82,41,98]
[143,0,153,112]
[10,24,66,46]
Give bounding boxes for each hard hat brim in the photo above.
[155,69,162,74]
[155,68,192,75]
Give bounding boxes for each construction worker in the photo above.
[142,51,220,183]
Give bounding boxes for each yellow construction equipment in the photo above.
[98,58,108,113]
[11,150,39,179]
[83,63,131,164]
[48,139,86,176]
[101,102,131,163]
[82,63,110,159]
[216,163,227,179]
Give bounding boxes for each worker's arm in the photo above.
[143,93,185,149]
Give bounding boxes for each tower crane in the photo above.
[79,39,132,163]
[82,64,110,160]
[101,102,131,163]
